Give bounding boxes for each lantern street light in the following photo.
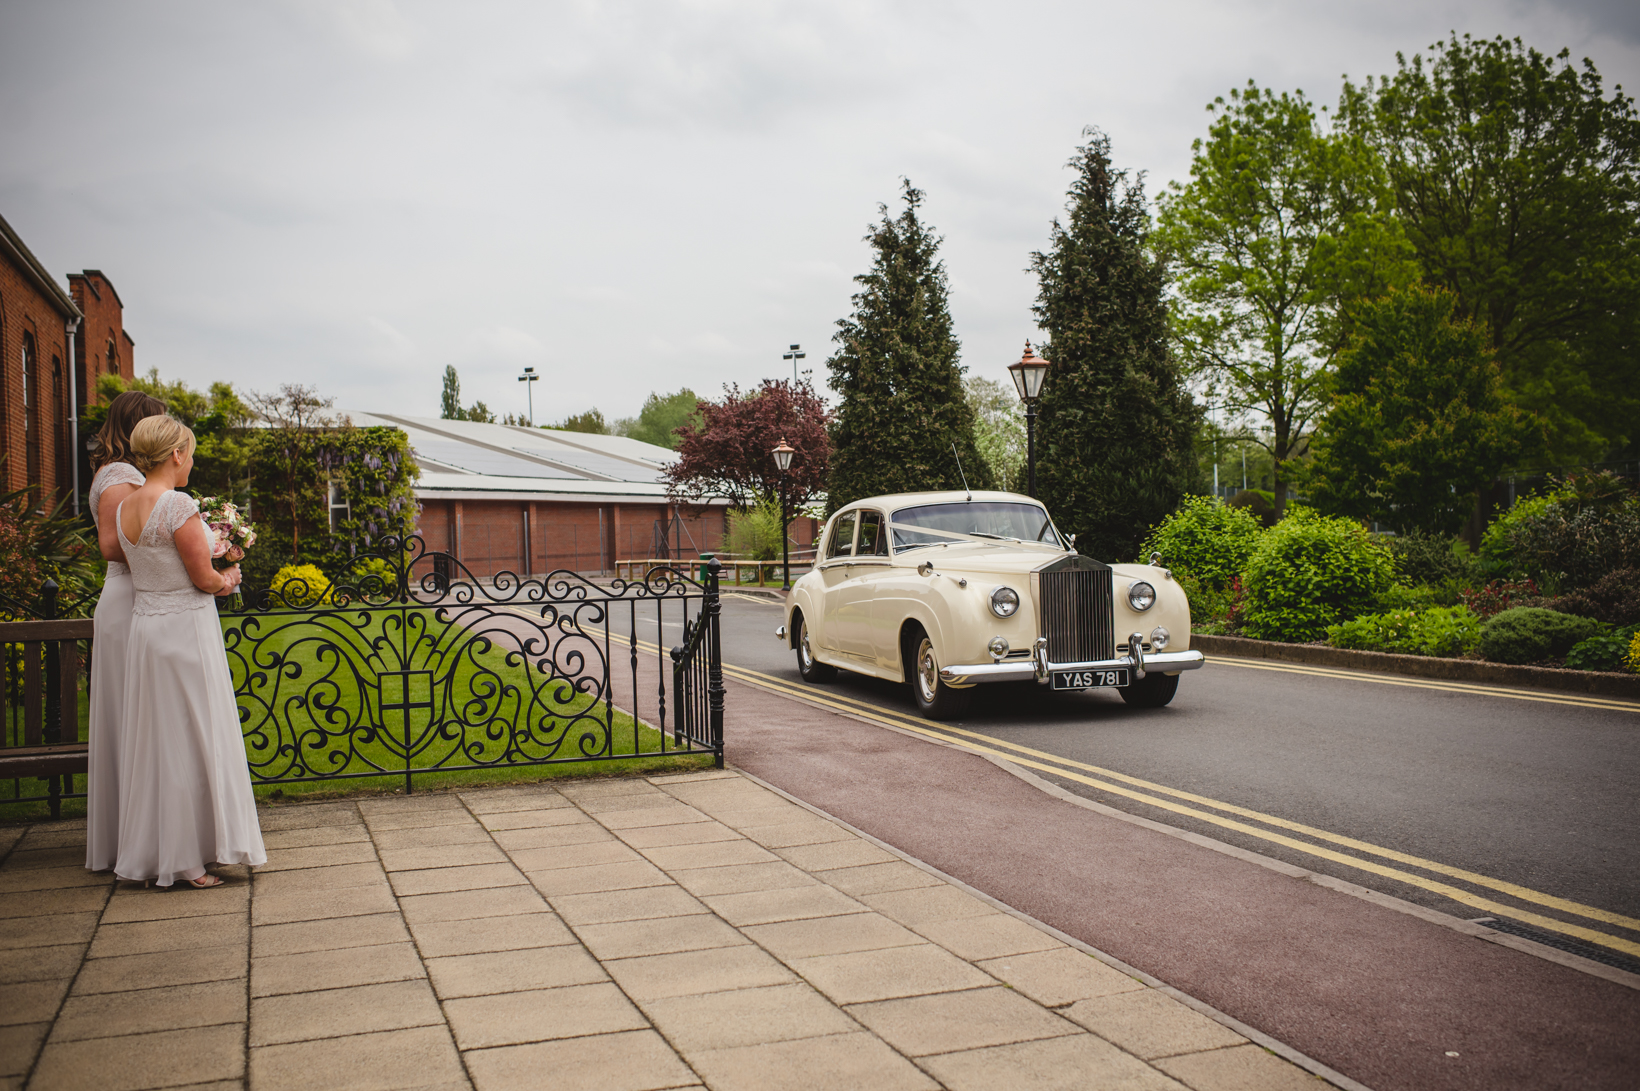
[772,437,796,590]
[517,366,539,426]
[1008,341,1050,497]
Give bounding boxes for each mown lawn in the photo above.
[1,605,713,823]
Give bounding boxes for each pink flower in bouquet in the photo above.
[211,539,230,558]
[198,495,257,572]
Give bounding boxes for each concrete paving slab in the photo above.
[604,945,796,1001]
[912,913,1065,962]
[1156,1043,1327,1091]
[49,979,246,1043]
[789,943,996,1005]
[638,982,858,1053]
[847,985,1078,1057]
[0,911,98,952]
[1063,989,1248,1060]
[258,840,379,871]
[71,943,245,995]
[388,862,526,897]
[426,943,606,998]
[741,912,923,961]
[0,978,68,1027]
[442,981,648,1049]
[549,885,709,926]
[462,1028,697,1091]
[252,940,426,997]
[920,1032,1189,1090]
[253,912,411,958]
[250,979,445,1046]
[408,911,576,958]
[490,822,615,850]
[31,1023,245,1091]
[977,947,1147,1007]
[577,912,750,960]
[259,823,371,850]
[685,1031,939,1091]
[249,1025,466,1091]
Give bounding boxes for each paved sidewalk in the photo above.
[0,771,1323,1091]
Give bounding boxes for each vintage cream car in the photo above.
[777,490,1204,719]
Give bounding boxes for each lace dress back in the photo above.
[117,490,214,616]
[88,462,146,578]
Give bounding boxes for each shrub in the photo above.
[1478,607,1602,665]
[1389,530,1479,588]
[725,498,784,561]
[1179,571,1232,632]
[1629,630,1640,673]
[1327,606,1482,658]
[1547,567,1640,627]
[1479,473,1640,590]
[270,563,332,608]
[1565,624,1640,673]
[1375,583,1442,611]
[1460,578,1543,620]
[1138,495,1266,590]
[1228,489,1277,527]
[1240,510,1395,642]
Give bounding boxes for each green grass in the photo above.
[1,606,714,824]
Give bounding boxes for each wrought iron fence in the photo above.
[1,536,725,811]
[227,536,724,790]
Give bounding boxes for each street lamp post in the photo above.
[782,344,805,384]
[517,367,539,425]
[772,437,796,590]
[1007,341,1050,497]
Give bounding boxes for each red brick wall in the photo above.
[69,271,134,403]
[0,254,74,496]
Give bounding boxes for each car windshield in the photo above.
[890,502,1060,552]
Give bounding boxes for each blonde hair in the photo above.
[129,416,196,474]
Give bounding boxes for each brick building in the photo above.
[353,413,819,578]
[0,214,84,501]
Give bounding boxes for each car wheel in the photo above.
[795,612,837,683]
[1119,671,1180,708]
[905,626,972,720]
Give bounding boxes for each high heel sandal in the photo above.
[178,873,225,889]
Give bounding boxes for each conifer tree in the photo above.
[826,182,990,512]
[1031,130,1199,561]
[440,366,464,420]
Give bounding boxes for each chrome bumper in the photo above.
[939,637,1205,686]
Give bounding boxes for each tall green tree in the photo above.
[615,389,701,449]
[1345,35,1640,463]
[1304,286,1535,534]
[826,181,990,510]
[440,365,463,420]
[1032,130,1200,561]
[964,376,1025,489]
[1156,82,1415,519]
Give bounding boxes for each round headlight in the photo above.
[990,586,1020,618]
[1150,626,1171,650]
[988,636,1009,660]
[1127,581,1156,612]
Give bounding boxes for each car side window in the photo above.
[856,510,888,556]
[825,512,857,560]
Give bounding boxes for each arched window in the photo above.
[22,331,39,487]
[52,356,65,496]
[105,337,117,379]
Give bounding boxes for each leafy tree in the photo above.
[1156,83,1415,520]
[437,366,494,422]
[964,376,1025,489]
[548,409,609,434]
[1345,35,1640,462]
[88,369,254,505]
[441,365,463,420]
[826,181,991,511]
[1032,129,1200,560]
[667,379,831,510]
[615,389,701,450]
[246,384,347,563]
[1304,286,1535,534]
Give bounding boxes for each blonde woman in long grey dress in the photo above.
[114,416,264,888]
[85,390,169,872]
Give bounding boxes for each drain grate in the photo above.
[1475,917,1640,976]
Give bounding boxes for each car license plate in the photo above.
[1051,669,1129,691]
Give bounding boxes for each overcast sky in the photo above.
[2,0,1636,426]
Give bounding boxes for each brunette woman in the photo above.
[85,391,168,873]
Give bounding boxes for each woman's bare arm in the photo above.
[96,482,140,564]
[174,516,241,596]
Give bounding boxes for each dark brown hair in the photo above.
[92,390,169,471]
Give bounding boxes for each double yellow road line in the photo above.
[715,655,1640,962]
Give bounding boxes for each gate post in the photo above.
[40,580,63,818]
[706,557,724,768]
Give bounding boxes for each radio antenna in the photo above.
[951,442,972,502]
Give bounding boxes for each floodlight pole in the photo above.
[782,344,805,385]
[518,367,539,425]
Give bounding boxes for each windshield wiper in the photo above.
[969,532,1021,543]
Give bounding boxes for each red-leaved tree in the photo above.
[666,379,832,509]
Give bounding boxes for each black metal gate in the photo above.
[227,537,725,791]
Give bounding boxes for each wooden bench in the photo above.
[0,618,93,817]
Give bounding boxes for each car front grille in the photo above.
[1040,566,1114,664]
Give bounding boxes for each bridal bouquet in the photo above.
[198,497,257,571]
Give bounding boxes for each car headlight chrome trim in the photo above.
[1149,626,1170,650]
[989,586,1020,618]
[1127,580,1156,612]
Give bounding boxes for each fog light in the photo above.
[1150,626,1171,650]
[988,636,1009,661]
